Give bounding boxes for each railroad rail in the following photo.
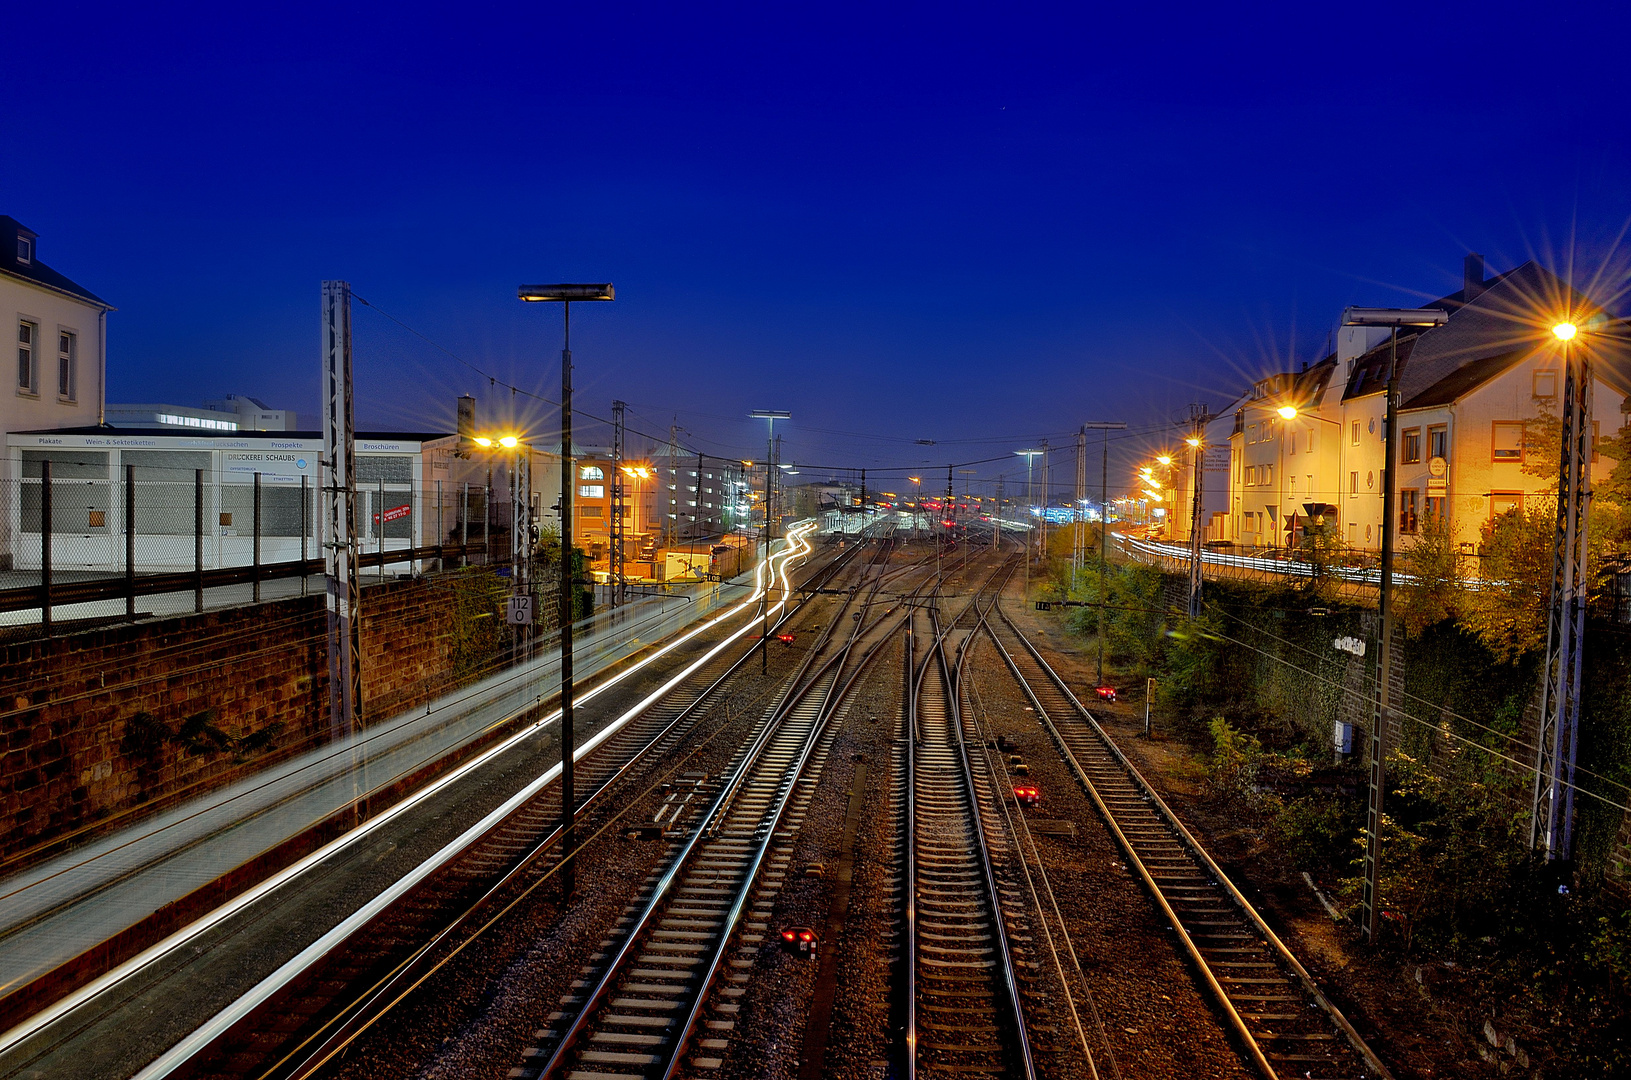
[986,597,1394,1080]
[902,574,1035,1080]
[519,545,931,1080]
[108,522,849,1080]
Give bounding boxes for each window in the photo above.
[17,235,32,263]
[580,465,604,481]
[579,484,604,498]
[1492,422,1524,461]
[1244,466,1256,486]
[1260,464,1273,486]
[1247,423,1257,444]
[1400,489,1419,534]
[1491,492,1523,518]
[1534,369,1558,399]
[1307,427,1317,454]
[1288,431,1297,455]
[1351,420,1361,446]
[1428,425,1448,461]
[1426,496,1445,522]
[57,331,76,400]
[17,320,37,393]
[581,506,603,518]
[1402,428,1421,464]
[1349,471,1357,494]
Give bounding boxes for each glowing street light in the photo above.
[517,280,615,903]
[1553,321,1578,341]
[1276,405,1299,420]
[1156,454,1173,466]
[1342,303,1450,947]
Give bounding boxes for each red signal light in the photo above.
[780,926,819,954]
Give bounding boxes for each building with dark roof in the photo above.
[2,216,115,482]
[1222,255,1631,554]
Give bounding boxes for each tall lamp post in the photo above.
[518,282,615,902]
[1535,317,1593,862]
[750,410,790,673]
[1343,305,1449,945]
[1015,449,1043,594]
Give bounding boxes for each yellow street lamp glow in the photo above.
[473,436,493,447]
[1156,455,1172,466]
[1143,489,1163,501]
[1553,321,1578,341]
[499,435,519,449]
[1277,405,1299,420]
[1185,436,1202,448]
[909,476,921,484]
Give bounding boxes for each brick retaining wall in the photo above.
[0,568,508,861]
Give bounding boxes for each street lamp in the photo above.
[1534,316,1591,864]
[749,410,790,673]
[1342,304,1449,946]
[1015,450,1043,590]
[517,281,615,903]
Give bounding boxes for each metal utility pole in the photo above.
[1183,404,1215,619]
[750,410,790,673]
[1073,428,1087,590]
[321,280,360,743]
[1534,320,1592,861]
[511,445,533,660]
[1039,439,1050,565]
[859,468,866,537]
[611,399,627,609]
[518,282,616,903]
[993,476,1003,553]
[695,447,706,540]
[1344,306,1448,944]
[1078,422,1126,686]
[1015,449,1042,594]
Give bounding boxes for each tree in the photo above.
[1457,502,1554,662]
[1398,511,1461,636]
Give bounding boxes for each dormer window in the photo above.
[17,235,32,264]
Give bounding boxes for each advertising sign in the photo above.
[373,504,412,524]
[223,451,313,484]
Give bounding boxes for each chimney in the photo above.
[457,394,475,439]
[1464,253,1486,301]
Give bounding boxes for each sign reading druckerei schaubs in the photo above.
[222,451,314,484]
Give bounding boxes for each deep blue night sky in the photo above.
[6,2,1630,491]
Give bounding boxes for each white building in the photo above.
[1222,256,1631,555]
[2,216,113,481]
[7,427,458,573]
[105,395,296,432]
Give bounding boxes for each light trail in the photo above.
[0,523,819,1066]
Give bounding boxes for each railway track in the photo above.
[154,522,869,1080]
[902,576,1035,1080]
[516,545,932,1080]
[985,596,1393,1080]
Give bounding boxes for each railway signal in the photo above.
[780,926,819,956]
[1014,784,1040,808]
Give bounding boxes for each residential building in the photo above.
[2,216,114,481]
[1222,255,1631,555]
